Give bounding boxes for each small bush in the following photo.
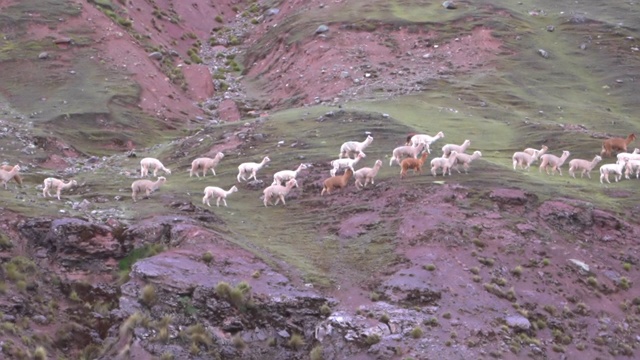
[310,345,324,360]
[140,284,157,307]
[33,346,47,360]
[424,317,439,327]
[423,264,436,271]
[161,352,174,360]
[511,266,523,277]
[542,258,550,266]
[479,257,494,267]
[442,312,452,319]
[472,239,486,248]
[410,326,423,339]
[587,277,598,287]
[288,333,305,350]
[320,304,332,316]
[623,262,632,271]
[470,267,480,275]
[215,281,232,298]
[215,15,223,23]
[202,252,213,263]
[364,334,381,345]
[232,334,246,349]
[379,313,390,324]
[369,292,380,301]
[69,290,81,302]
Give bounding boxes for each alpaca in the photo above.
[237,156,271,182]
[400,152,429,178]
[321,168,353,195]
[131,177,166,202]
[263,178,298,206]
[0,165,21,189]
[601,133,636,157]
[0,165,22,186]
[43,178,78,200]
[568,155,602,179]
[389,143,425,166]
[202,185,238,207]
[539,151,571,176]
[140,157,171,177]
[190,152,224,178]
[512,150,539,171]
[354,160,383,189]
[339,135,373,159]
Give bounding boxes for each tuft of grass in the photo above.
[424,317,439,327]
[410,326,423,339]
[140,284,157,307]
[542,258,551,266]
[472,275,482,283]
[423,264,436,271]
[69,290,81,302]
[442,312,452,319]
[472,239,486,248]
[470,267,480,274]
[586,276,599,288]
[364,334,381,346]
[370,292,380,301]
[379,313,390,324]
[478,257,494,267]
[161,352,174,360]
[33,345,47,360]
[618,276,631,290]
[266,337,277,347]
[623,262,632,271]
[511,265,523,277]
[320,304,332,317]
[120,312,144,338]
[215,281,232,298]
[310,345,324,360]
[232,334,246,349]
[287,333,305,350]
[202,252,213,263]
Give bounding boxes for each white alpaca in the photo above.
[263,179,298,207]
[451,151,482,174]
[442,140,471,158]
[539,151,571,176]
[202,185,238,207]
[523,145,548,163]
[512,150,539,171]
[430,151,459,176]
[131,177,167,202]
[600,160,628,184]
[190,152,224,178]
[408,131,445,153]
[272,163,308,186]
[330,152,365,176]
[389,143,425,166]
[568,155,602,179]
[43,178,78,200]
[354,160,383,189]
[0,165,21,189]
[339,135,373,159]
[237,156,271,182]
[140,157,171,177]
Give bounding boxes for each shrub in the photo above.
[232,334,246,349]
[410,326,423,339]
[424,264,436,271]
[69,290,81,302]
[364,334,381,345]
[288,333,305,350]
[442,312,452,319]
[320,304,332,316]
[379,313,390,324]
[618,277,631,290]
[511,266,523,277]
[33,346,47,360]
[215,15,223,23]
[623,262,632,271]
[370,292,380,301]
[202,252,213,263]
[215,281,232,298]
[310,345,323,360]
[140,284,157,307]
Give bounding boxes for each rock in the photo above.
[546,25,555,32]
[538,49,550,58]
[442,1,457,9]
[316,25,329,34]
[38,52,49,60]
[568,259,590,273]
[506,315,531,330]
[148,52,163,60]
[266,8,280,16]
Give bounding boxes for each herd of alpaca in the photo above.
[0,131,635,207]
[511,133,639,184]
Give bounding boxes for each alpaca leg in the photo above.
[210,167,216,176]
[56,190,62,200]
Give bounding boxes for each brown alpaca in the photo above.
[321,168,353,196]
[400,152,429,178]
[601,133,636,157]
[0,165,22,186]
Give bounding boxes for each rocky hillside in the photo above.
[1,0,640,359]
